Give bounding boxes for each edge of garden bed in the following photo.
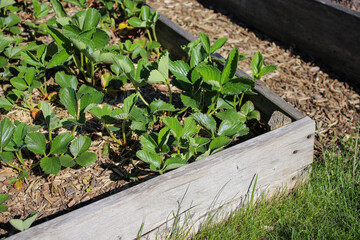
[202,0,360,86]
[6,9,314,240]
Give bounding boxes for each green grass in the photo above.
[176,134,360,239]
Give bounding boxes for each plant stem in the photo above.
[238,92,245,109]
[146,28,153,42]
[105,125,123,146]
[43,73,48,96]
[234,95,237,111]
[13,105,30,111]
[151,25,158,42]
[135,87,150,107]
[15,151,27,169]
[71,125,77,136]
[30,161,40,170]
[122,120,127,146]
[7,162,22,172]
[166,79,172,104]
[207,91,220,115]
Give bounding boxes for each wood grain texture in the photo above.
[203,0,360,85]
[9,117,314,240]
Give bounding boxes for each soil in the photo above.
[1,0,360,237]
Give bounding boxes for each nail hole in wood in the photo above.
[293,150,298,154]
[307,134,312,139]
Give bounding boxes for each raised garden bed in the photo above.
[3,8,315,240]
[203,0,360,85]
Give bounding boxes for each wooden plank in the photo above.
[156,13,305,121]
[204,0,360,85]
[9,117,314,240]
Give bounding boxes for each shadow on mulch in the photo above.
[196,0,360,94]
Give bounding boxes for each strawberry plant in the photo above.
[128,5,160,42]
[0,193,9,212]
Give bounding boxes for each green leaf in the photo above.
[169,60,191,84]
[192,113,216,135]
[10,211,39,231]
[4,13,20,27]
[21,51,41,66]
[251,51,263,76]
[247,110,261,121]
[55,71,77,90]
[196,64,221,88]
[50,133,74,155]
[75,151,97,166]
[218,121,248,137]
[162,117,183,140]
[92,29,110,50]
[149,99,176,114]
[47,49,70,68]
[0,118,15,149]
[50,0,67,18]
[0,151,14,162]
[221,77,256,95]
[0,97,13,111]
[60,154,75,167]
[140,134,158,153]
[147,69,166,84]
[83,8,100,31]
[200,32,211,54]
[128,17,145,28]
[221,48,239,84]
[209,136,231,150]
[0,36,14,53]
[70,135,91,158]
[0,205,8,212]
[123,93,138,114]
[0,193,9,205]
[0,0,16,9]
[183,117,197,138]
[216,109,246,123]
[40,157,61,174]
[25,132,46,155]
[10,77,28,90]
[180,92,201,110]
[0,56,8,68]
[24,67,36,86]
[79,91,103,114]
[140,5,151,21]
[12,122,27,147]
[211,38,227,54]
[46,25,71,50]
[158,51,169,77]
[158,127,170,147]
[59,87,78,118]
[241,101,255,115]
[259,64,278,77]
[163,157,187,171]
[136,150,161,169]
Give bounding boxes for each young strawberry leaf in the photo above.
[70,135,91,158]
[140,134,158,153]
[149,99,176,114]
[49,133,74,155]
[162,117,183,140]
[217,121,249,138]
[221,48,239,85]
[40,157,61,175]
[50,0,67,18]
[59,87,78,119]
[163,157,187,171]
[200,32,211,55]
[211,38,227,54]
[196,64,221,89]
[0,98,13,111]
[75,152,97,166]
[60,154,76,167]
[0,118,15,150]
[25,132,46,155]
[209,136,231,151]
[10,212,38,232]
[183,117,197,138]
[240,101,255,115]
[0,152,14,163]
[136,150,161,169]
[192,113,216,136]
[221,77,255,95]
[251,51,263,76]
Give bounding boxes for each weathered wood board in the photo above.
[7,9,315,240]
[203,0,360,86]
